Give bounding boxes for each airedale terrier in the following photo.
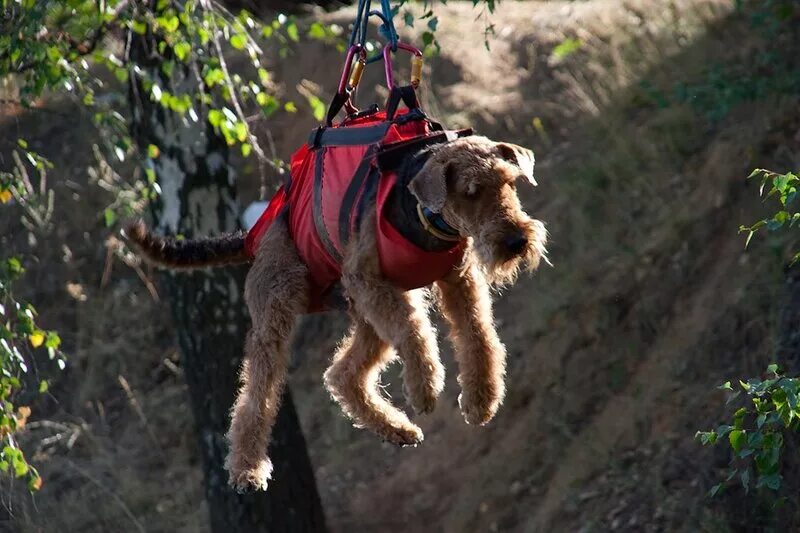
[126,135,547,492]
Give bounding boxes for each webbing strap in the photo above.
[377,128,474,170]
[386,85,419,121]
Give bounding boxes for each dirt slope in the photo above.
[3,1,799,532]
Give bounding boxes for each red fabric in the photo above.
[245,111,464,311]
[375,171,465,289]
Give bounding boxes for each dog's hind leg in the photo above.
[436,263,506,426]
[324,315,423,446]
[225,217,308,492]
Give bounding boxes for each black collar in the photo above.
[416,205,461,241]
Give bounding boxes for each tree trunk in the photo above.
[128,34,326,533]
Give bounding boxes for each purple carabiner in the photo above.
[382,42,422,88]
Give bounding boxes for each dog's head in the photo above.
[409,136,547,285]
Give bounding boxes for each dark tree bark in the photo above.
[778,267,800,372]
[127,32,326,533]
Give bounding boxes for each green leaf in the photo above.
[308,22,327,40]
[286,22,299,42]
[203,68,225,87]
[44,331,60,349]
[46,46,61,62]
[761,473,781,490]
[174,42,191,62]
[104,208,116,228]
[241,143,252,157]
[307,95,325,122]
[740,469,750,493]
[38,380,48,393]
[234,122,248,142]
[729,429,746,452]
[552,38,583,60]
[284,101,297,113]
[208,109,223,128]
[131,19,147,35]
[230,34,247,50]
[156,15,179,33]
[114,68,129,83]
[147,144,160,159]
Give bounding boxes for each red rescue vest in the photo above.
[245,108,468,311]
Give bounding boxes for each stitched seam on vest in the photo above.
[354,166,381,236]
[312,147,342,263]
[338,146,377,249]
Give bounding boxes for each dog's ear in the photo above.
[497,142,536,185]
[408,160,451,212]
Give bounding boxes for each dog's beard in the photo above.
[473,218,548,287]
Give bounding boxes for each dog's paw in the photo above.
[382,423,424,447]
[225,455,273,493]
[405,382,439,415]
[458,390,502,426]
[403,363,445,415]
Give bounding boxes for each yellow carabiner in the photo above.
[410,55,423,88]
[348,57,366,91]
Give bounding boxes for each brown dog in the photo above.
[126,135,547,492]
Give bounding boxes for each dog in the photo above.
[126,135,547,492]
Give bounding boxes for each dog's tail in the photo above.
[123,220,250,270]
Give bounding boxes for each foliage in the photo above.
[697,365,798,496]
[689,1,800,509]
[740,169,800,263]
[0,135,68,492]
[639,0,799,121]
[1,0,342,216]
[0,256,66,492]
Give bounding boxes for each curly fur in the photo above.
[124,219,249,269]
[126,136,548,493]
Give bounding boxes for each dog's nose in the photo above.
[504,232,528,255]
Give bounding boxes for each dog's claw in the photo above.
[225,456,273,493]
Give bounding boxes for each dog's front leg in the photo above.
[225,219,308,492]
[324,315,424,446]
[342,214,444,417]
[436,264,506,425]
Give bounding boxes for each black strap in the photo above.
[377,128,473,170]
[344,103,380,123]
[309,122,392,148]
[386,85,420,121]
[338,146,378,247]
[325,91,350,127]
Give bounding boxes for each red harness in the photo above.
[245,108,468,311]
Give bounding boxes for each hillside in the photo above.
[2,1,800,531]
